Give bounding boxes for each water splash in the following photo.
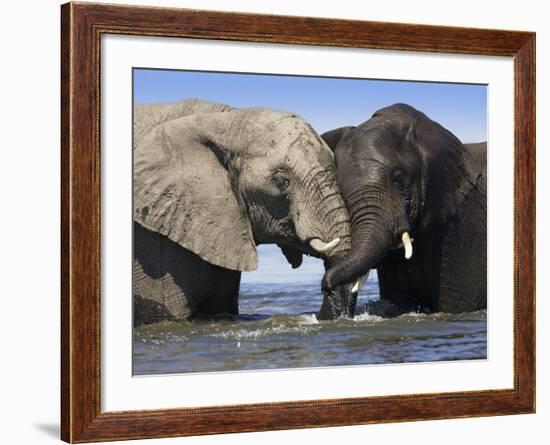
[298,314,319,325]
[352,312,384,323]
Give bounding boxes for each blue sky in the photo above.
[134,68,487,142]
[133,68,487,285]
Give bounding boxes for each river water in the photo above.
[133,247,487,375]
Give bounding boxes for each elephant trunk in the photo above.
[322,184,407,292]
[291,167,359,320]
[295,168,352,260]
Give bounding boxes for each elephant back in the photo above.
[134,98,233,144]
[439,142,487,312]
[464,142,487,181]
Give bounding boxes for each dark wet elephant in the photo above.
[321,103,487,315]
[133,99,353,325]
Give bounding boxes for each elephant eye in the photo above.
[391,168,408,192]
[273,173,290,192]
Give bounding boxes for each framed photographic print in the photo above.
[61,2,535,442]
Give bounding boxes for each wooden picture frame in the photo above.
[61,2,535,442]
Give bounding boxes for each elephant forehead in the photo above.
[277,136,333,173]
[247,118,331,162]
[278,121,333,161]
[292,142,334,168]
[250,110,309,137]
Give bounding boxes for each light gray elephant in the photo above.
[133,99,353,325]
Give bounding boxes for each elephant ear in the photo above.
[321,126,355,152]
[133,117,257,271]
[407,114,480,228]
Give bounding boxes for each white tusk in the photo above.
[309,237,340,253]
[394,238,414,249]
[351,271,370,293]
[402,232,413,260]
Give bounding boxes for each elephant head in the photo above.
[133,99,351,301]
[321,103,481,294]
